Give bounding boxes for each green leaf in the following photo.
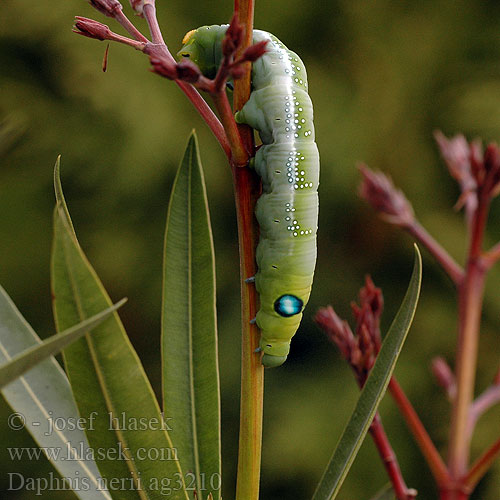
[0,298,126,389]
[0,285,111,500]
[162,132,221,499]
[369,484,395,500]
[51,157,189,500]
[312,245,422,500]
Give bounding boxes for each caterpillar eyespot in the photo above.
[179,26,319,367]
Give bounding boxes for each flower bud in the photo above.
[434,131,476,195]
[358,164,414,227]
[74,17,111,41]
[88,0,123,17]
[149,57,176,80]
[222,14,244,57]
[241,41,268,62]
[176,61,201,83]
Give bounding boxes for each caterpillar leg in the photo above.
[249,317,257,325]
[245,276,255,283]
[254,347,262,353]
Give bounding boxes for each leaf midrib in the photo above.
[60,220,149,500]
[186,144,202,493]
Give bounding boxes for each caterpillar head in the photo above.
[178,25,227,78]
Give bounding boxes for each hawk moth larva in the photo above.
[179,26,319,367]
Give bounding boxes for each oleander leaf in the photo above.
[312,246,422,500]
[0,285,112,500]
[162,132,221,499]
[51,157,189,500]
[0,298,126,389]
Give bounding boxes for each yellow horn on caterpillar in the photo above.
[182,29,196,45]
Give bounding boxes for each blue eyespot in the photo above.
[274,294,303,317]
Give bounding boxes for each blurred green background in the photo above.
[1,0,500,498]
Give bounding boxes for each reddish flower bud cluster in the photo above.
[149,57,202,84]
[217,16,267,86]
[315,277,384,387]
[222,15,244,58]
[242,41,269,63]
[435,131,500,203]
[358,164,415,228]
[88,0,123,18]
[74,17,111,41]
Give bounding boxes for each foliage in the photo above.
[1,1,500,499]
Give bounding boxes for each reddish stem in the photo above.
[463,436,500,490]
[176,81,231,158]
[142,1,164,45]
[369,412,417,499]
[233,2,262,500]
[448,193,489,478]
[466,383,500,438]
[388,378,450,486]
[406,221,464,286]
[482,240,500,269]
[212,92,249,167]
[114,9,149,43]
[140,3,231,157]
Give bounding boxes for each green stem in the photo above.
[233,2,263,500]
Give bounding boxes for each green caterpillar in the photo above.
[179,26,319,367]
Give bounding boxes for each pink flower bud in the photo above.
[88,0,123,17]
[176,61,201,83]
[358,164,414,227]
[434,131,476,195]
[149,57,176,80]
[242,41,268,62]
[74,17,111,41]
[222,14,244,57]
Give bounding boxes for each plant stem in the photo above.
[466,384,500,438]
[448,193,489,480]
[233,2,263,500]
[482,240,500,269]
[406,221,464,286]
[212,92,249,167]
[177,82,232,158]
[463,436,500,490]
[369,413,417,499]
[141,2,231,157]
[114,10,149,43]
[388,378,450,486]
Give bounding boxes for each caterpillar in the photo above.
[179,26,319,367]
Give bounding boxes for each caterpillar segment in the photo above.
[179,26,319,367]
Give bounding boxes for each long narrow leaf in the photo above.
[162,132,221,499]
[51,157,189,500]
[0,285,111,500]
[312,245,422,500]
[0,298,126,389]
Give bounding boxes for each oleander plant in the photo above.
[1,1,499,499]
